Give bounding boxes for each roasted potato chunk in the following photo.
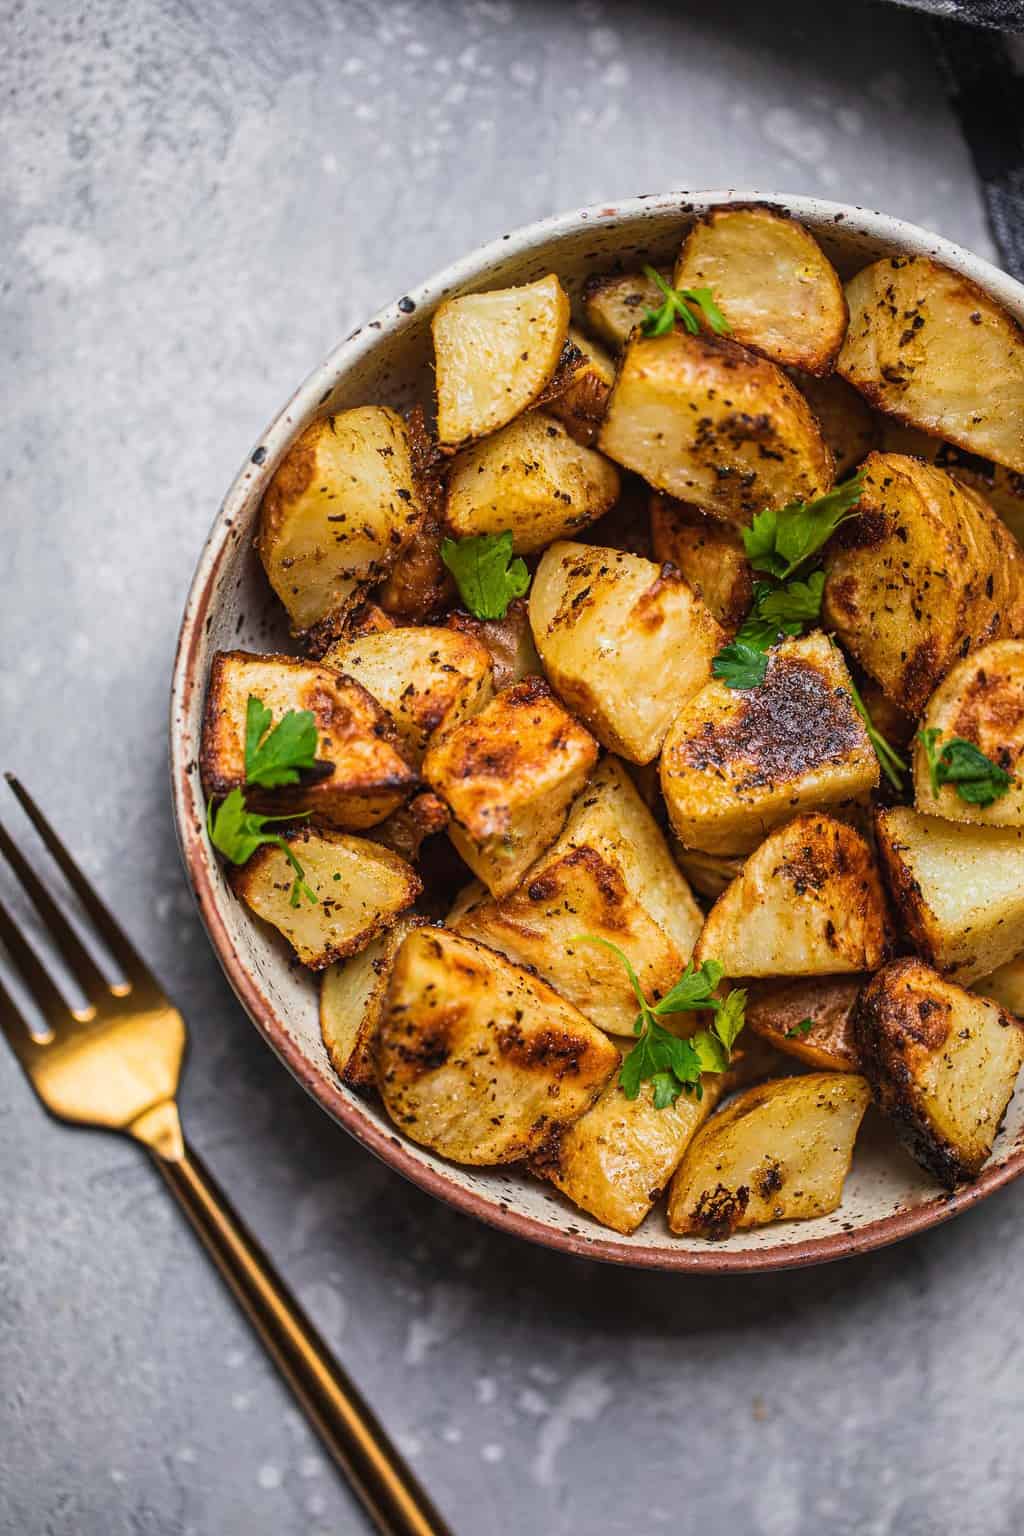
[649,494,753,630]
[232,829,420,969]
[377,928,619,1164]
[667,1073,870,1238]
[854,958,1024,1185]
[449,757,703,1036]
[978,952,1024,1017]
[422,676,599,897]
[671,846,746,901]
[838,255,1024,474]
[823,452,1024,714]
[745,975,864,1072]
[661,633,878,856]
[874,806,1024,982]
[201,651,418,830]
[791,370,879,477]
[258,407,423,636]
[674,205,847,375]
[360,791,449,865]
[913,640,1024,827]
[542,327,616,445]
[529,542,725,763]
[581,268,670,350]
[433,274,570,447]
[322,626,493,765]
[320,914,426,1086]
[598,330,833,527]
[694,813,890,977]
[446,598,542,691]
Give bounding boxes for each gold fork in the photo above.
[0,774,453,1536]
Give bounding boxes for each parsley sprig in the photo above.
[712,572,826,690]
[785,1018,814,1040]
[743,474,866,582]
[918,728,1012,808]
[575,936,746,1108]
[640,266,730,339]
[207,791,318,907]
[847,675,908,792]
[441,531,530,620]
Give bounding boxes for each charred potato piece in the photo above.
[667,1073,870,1238]
[232,829,420,969]
[597,330,833,527]
[529,542,725,764]
[258,407,423,636]
[449,757,703,1037]
[543,327,616,445]
[745,975,864,1072]
[978,952,1024,1017]
[649,494,753,631]
[201,651,418,830]
[374,407,454,622]
[362,791,449,865]
[854,957,1024,1185]
[838,255,1024,474]
[433,273,570,447]
[791,370,879,477]
[422,676,599,897]
[913,639,1024,827]
[320,914,426,1086]
[445,411,620,554]
[377,928,619,1164]
[446,599,541,691]
[661,632,878,856]
[581,268,670,350]
[874,806,1024,982]
[694,813,889,977]
[674,205,847,375]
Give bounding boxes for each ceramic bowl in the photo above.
[170,190,1024,1272]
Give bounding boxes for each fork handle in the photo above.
[150,1139,454,1536]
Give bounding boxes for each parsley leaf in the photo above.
[756,570,825,631]
[640,266,730,339]
[244,695,319,789]
[712,640,769,690]
[712,987,748,1052]
[785,1017,815,1039]
[441,531,530,621]
[653,957,725,1016]
[743,474,865,581]
[207,789,318,908]
[712,573,826,692]
[845,673,908,792]
[918,728,1012,808]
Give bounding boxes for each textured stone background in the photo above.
[1,2,1019,1533]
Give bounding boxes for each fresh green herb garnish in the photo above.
[918,728,1013,808]
[640,266,730,339]
[712,639,769,691]
[244,695,319,789]
[712,572,827,690]
[785,1018,815,1039]
[207,789,318,908]
[742,473,865,582]
[574,936,745,1108]
[441,530,530,620]
[846,674,908,792]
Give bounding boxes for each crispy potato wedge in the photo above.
[529,542,724,763]
[854,957,1024,1185]
[581,268,670,350]
[874,806,1024,982]
[649,494,753,630]
[320,913,427,1086]
[232,829,420,969]
[422,676,599,897]
[433,274,570,448]
[449,757,703,1036]
[543,327,616,445]
[200,651,418,830]
[445,599,541,692]
[878,422,1024,544]
[661,632,878,856]
[377,928,619,1164]
[445,411,620,554]
[838,255,1024,474]
[745,975,864,1072]
[913,639,1024,827]
[597,330,833,527]
[694,813,890,977]
[258,407,423,636]
[674,205,847,375]
[791,369,879,477]
[823,452,1024,714]
[978,952,1024,1017]
[667,1072,870,1237]
[322,626,493,765]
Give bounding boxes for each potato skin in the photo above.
[446,598,542,692]
[913,639,1024,827]
[745,975,864,1072]
[649,494,753,631]
[542,327,616,445]
[320,913,427,1086]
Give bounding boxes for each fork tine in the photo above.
[0,894,71,1036]
[0,819,111,1014]
[4,774,161,999]
[0,968,48,1065]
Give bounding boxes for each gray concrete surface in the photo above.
[0,2,1019,1533]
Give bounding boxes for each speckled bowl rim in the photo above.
[170,189,1024,1273]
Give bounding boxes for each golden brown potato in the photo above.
[671,846,746,901]
[838,255,1024,474]
[445,599,542,691]
[422,676,599,897]
[874,806,1024,982]
[542,327,616,445]
[581,268,670,350]
[876,422,1024,545]
[791,369,879,477]
[674,205,847,375]
[744,975,864,1072]
[200,651,418,831]
[322,626,493,765]
[232,829,420,969]
[339,602,397,639]
[597,330,833,527]
[258,407,423,636]
[433,274,570,447]
[667,1073,870,1238]
[449,757,703,1037]
[661,632,878,856]
[823,452,1024,714]
[377,927,619,1164]
[362,791,449,864]
[977,952,1024,1017]
[529,542,725,764]
[320,913,426,1086]
[913,640,1024,827]
[649,494,753,630]
[854,957,1024,1185]
[694,813,890,977]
